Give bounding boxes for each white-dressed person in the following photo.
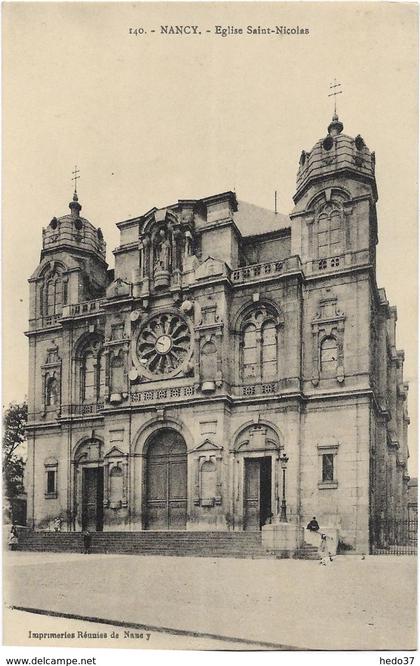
[319,533,334,565]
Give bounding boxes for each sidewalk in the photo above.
[4,551,417,650]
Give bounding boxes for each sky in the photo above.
[2,2,418,471]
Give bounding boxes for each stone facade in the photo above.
[25,115,410,553]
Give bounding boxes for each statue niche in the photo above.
[154,229,171,289]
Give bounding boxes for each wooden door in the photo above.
[244,457,272,530]
[82,467,104,531]
[260,457,272,528]
[146,429,187,530]
[244,458,260,530]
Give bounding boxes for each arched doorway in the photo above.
[145,429,187,530]
[232,423,282,531]
[73,438,104,532]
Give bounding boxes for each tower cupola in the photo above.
[294,114,377,204]
[41,190,106,263]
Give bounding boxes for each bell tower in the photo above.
[28,187,108,327]
[290,113,378,274]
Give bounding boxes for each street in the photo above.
[4,551,416,650]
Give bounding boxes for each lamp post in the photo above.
[280,452,289,522]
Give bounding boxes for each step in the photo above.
[294,548,320,560]
[15,529,270,559]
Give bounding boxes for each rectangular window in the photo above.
[47,470,56,495]
[322,454,334,482]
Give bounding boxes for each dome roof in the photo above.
[42,192,106,261]
[294,115,376,202]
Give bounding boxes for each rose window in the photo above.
[136,312,191,376]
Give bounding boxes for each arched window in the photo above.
[79,337,105,403]
[240,306,280,383]
[43,268,65,317]
[320,336,338,377]
[82,351,96,402]
[46,376,58,406]
[317,206,343,259]
[54,279,63,313]
[243,324,257,379]
[46,280,56,316]
[261,321,277,380]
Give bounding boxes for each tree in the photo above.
[3,401,27,500]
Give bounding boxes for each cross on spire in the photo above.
[328,79,342,116]
[71,165,80,194]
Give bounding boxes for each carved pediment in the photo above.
[106,278,132,299]
[44,456,58,467]
[195,257,227,281]
[104,446,126,459]
[313,288,345,323]
[237,438,278,452]
[191,438,223,453]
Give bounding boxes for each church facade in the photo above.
[25,115,410,553]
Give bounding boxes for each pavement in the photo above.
[3,551,417,650]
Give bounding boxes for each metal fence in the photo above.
[370,518,417,555]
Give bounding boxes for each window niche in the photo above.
[109,465,124,507]
[46,375,59,406]
[44,457,58,498]
[320,335,338,377]
[41,343,62,417]
[317,443,339,489]
[192,441,223,507]
[311,289,345,386]
[196,301,224,392]
[110,350,126,395]
[200,460,217,505]
[199,337,218,392]
[103,448,128,510]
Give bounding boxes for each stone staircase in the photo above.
[293,542,320,560]
[15,529,275,559]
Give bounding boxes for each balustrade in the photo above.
[62,299,105,318]
[230,256,301,284]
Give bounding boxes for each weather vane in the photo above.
[328,79,342,116]
[71,165,80,194]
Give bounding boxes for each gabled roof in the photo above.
[234,200,290,237]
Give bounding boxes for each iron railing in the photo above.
[370,518,417,555]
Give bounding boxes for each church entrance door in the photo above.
[81,467,104,531]
[145,429,187,530]
[244,457,272,530]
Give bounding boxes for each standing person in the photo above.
[8,525,18,551]
[319,533,333,565]
[307,516,320,532]
[82,529,91,554]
